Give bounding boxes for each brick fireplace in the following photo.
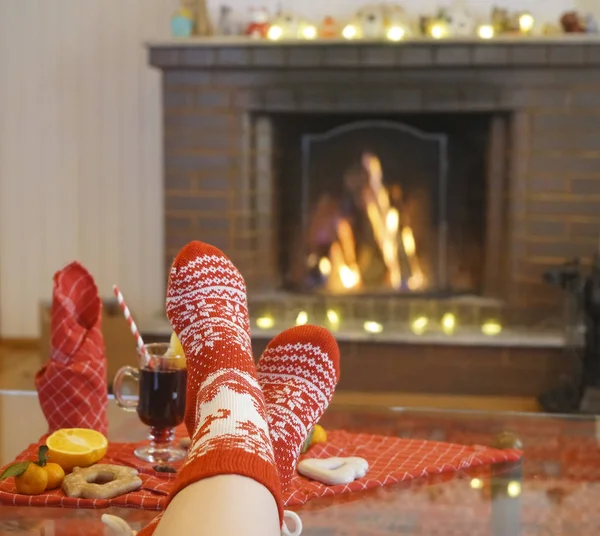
[148,38,600,400]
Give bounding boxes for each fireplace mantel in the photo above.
[149,36,600,69]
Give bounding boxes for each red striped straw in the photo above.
[112,285,149,362]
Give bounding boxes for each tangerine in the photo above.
[14,463,48,495]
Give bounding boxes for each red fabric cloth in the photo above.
[0,430,522,510]
[35,262,108,435]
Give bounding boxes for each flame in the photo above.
[386,208,399,234]
[337,219,357,266]
[325,240,361,292]
[339,265,360,289]
[308,152,426,293]
[319,257,332,276]
[401,227,416,256]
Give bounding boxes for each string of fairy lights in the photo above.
[266,12,535,42]
[254,309,503,337]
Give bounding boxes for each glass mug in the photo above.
[114,342,187,463]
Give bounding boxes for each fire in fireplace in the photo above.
[271,113,494,297]
[305,150,427,294]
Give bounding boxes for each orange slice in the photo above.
[46,428,108,472]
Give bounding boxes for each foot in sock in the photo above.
[138,244,339,535]
[164,241,282,520]
[257,325,340,489]
[139,325,339,536]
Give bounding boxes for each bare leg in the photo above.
[154,475,279,536]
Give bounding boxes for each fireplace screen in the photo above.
[272,114,490,296]
[301,120,446,294]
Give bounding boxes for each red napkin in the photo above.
[35,261,108,435]
[0,430,522,510]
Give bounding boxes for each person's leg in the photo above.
[151,241,282,536]
[138,324,339,536]
[155,476,279,536]
[257,325,340,489]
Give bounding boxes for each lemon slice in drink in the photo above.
[46,428,107,472]
[168,332,187,369]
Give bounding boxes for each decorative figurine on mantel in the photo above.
[268,11,304,39]
[439,0,477,37]
[181,0,214,36]
[585,14,599,33]
[491,7,520,34]
[245,6,270,38]
[560,11,586,32]
[171,7,194,37]
[560,11,598,33]
[217,5,237,35]
[342,3,413,41]
[320,16,338,38]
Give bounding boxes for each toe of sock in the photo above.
[170,241,232,276]
[264,324,340,380]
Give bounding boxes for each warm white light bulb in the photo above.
[267,25,283,40]
[441,313,456,335]
[363,320,383,334]
[481,320,502,336]
[411,316,429,335]
[470,478,484,489]
[386,26,406,41]
[327,309,340,330]
[507,481,521,498]
[478,24,494,39]
[296,311,308,326]
[256,316,275,329]
[519,13,534,32]
[302,25,317,40]
[342,24,357,40]
[430,23,447,39]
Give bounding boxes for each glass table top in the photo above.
[1,403,599,535]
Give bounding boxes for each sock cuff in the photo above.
[170,449,284,524]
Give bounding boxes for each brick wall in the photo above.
[151,40,600,311]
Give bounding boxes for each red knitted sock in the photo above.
[165,241,282,521]
[257,325,340,489]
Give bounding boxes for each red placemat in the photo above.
[0,431,522,510]
[286,430,522,506]
[0,436,177,510]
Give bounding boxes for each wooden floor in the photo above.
[0,340,540,411]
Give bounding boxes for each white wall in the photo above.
[0,0,586,338]
[0,0,178,337]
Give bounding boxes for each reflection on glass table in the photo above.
[1,405,599,536]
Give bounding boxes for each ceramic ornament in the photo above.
[171,9,194,37]
[585,14,599,33]
[217,5,236,35]
[355,4,388,38]
[269,11,304,38]
[320,16,338,38]
[441,0,477,36]
[385,3,414,37]
[246,6,270,38]
[345,3,412,40]
[298,457,369,486]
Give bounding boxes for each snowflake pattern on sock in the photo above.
[165,242,281,520]
[257,326,340,489]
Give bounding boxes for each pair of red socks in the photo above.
[138,242,340,535]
